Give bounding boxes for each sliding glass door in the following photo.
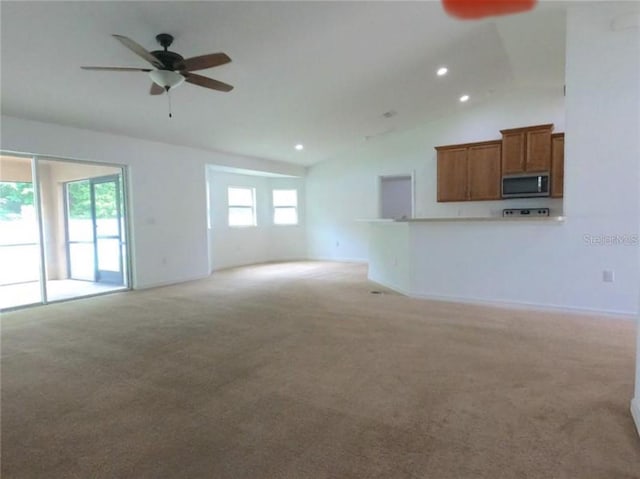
[0,153,131,309]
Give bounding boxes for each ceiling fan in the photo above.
[81,33,233,95]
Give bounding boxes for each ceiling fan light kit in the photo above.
[149,69,185,90]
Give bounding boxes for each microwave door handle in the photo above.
[538,176,542,193]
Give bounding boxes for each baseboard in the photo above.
[134,273,210,290]
[365,263,636,319]
[308,256,368,264]
[368,277,412,297]
[211,258,353,273]
[212,258,309,273]
[632,398,640,438]
[374,288,636,320]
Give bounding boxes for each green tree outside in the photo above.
[67,180,118,219]
[0,182,33,219]
[0,179,119,220]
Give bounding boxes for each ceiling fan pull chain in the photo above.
[167,87,173,118]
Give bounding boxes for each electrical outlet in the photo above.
[602,270,614,283]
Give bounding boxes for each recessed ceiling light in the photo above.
[437,67,448,76]
[459,94,470,102]
[295,144,304,151]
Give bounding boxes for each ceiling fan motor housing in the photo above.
[152,50,184,70]
[152,33,183,70]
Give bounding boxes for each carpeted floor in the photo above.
[2,261,639,478]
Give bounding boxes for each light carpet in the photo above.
[2,261,639,478]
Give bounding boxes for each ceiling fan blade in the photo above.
[150,83,164,95]
[81,66,152,72]
[112,34,164,69]
[184,73,233,92]
[177,53,231,72]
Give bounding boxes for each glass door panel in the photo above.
[92,177,123,284]
[66,179,95,281]
[0,155,43,309]
[68,242,95,279]
[96,238,121,273]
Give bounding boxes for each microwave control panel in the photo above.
[502,208,550,217]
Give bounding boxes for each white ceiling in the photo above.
[0,1,566,166]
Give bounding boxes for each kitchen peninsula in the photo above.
[367,215,567,309]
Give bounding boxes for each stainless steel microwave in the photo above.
[502,173,550,198]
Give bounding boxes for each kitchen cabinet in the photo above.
[500,124,553,174]
[436,140,501,202]
[551,133,564,198]
[437,146,467,202]
[468,142,502,200]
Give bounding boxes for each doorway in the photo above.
[65,175,124,285]
[378,174,414,220]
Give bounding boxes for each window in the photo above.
[273,189,298,225]
[228,187,256,227]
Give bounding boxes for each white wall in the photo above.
[1,115,305,288]
[367,222,411,293]
[306,4,639,314]
[563,3,639,432]
[206,169,306,271]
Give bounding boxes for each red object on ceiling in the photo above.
[442,0,537,19]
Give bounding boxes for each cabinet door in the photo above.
[502,132,525,174]
[437,148,468,202]
[468,143,501,200]
[551,134,564,198]
[526,128,552,172]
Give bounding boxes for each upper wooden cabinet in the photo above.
[468,142,501,200]
[500,124,553,174]
[551,133,564,198]
[436,140,501,202]
[437,146,468,202]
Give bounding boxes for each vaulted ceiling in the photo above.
[0,1,566,166]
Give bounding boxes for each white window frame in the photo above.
[272,189,299,226]
[227,186,257,227]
